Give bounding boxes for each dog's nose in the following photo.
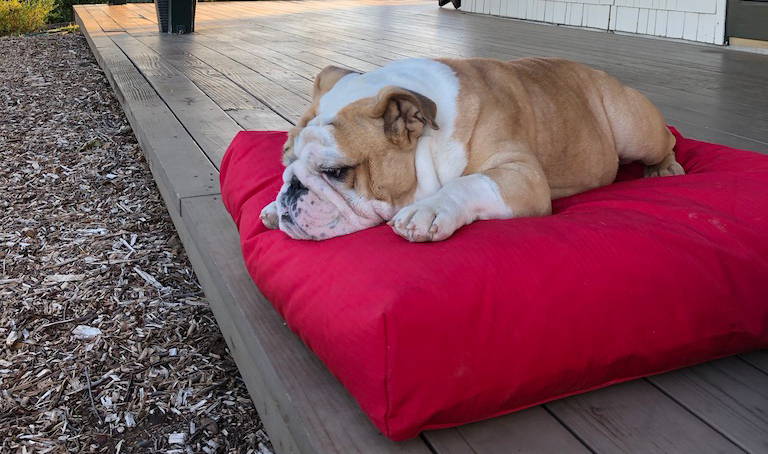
[281,175,309,213]
[288,175,307,193]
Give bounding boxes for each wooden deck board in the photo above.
[160,36,312,122]
[182,36,315,100]
[741,350,768,375]
[262,3,768,93]
[130,34,294,130]
[649,358,768,453]
[74,7,219,214]
[207,11,768,150]
[108,32,243,166]
[290,4,768,113]
[112,1,768,149]
[546,380,743,453]
[425,407,592,453]
[74,2,768,452]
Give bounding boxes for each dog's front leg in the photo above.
[389,156,551,242]
[283,109,315,165]
[389,173,510,242]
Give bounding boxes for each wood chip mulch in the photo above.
[0,31,273,454]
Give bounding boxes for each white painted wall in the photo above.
[461,0,727,45]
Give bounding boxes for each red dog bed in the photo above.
[220,128,768,441]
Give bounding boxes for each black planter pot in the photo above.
[437,0,460,8]
[155,0,196,34]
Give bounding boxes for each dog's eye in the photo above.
[320,166,352,180]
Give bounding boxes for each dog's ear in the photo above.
[282,66,357,164]
[370,86,439,147]
[313,65,358,100]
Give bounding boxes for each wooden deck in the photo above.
[74,1,768,452]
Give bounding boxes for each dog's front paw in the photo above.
[260,201,279,229]
[282,127,302,165]
[389,199,464,242]
[282,141,296,166]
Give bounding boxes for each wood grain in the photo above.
[426,406,591,453]
[131,34,293,130]
[546,379,742,453]
[741,350,768,375]
[649,357,768,453]
[74,6,219,216]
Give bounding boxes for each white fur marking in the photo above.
[391,174,513,242]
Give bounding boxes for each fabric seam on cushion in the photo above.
[407,348,763,436]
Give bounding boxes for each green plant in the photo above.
[45,22,77,32]
[47,0,105,24]
[0,0,55,35]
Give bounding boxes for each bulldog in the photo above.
[261,57,684,242]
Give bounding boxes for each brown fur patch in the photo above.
[332,97,420,205]
[437,57,675,215]
[283,65,358,164]
[329,87,441,206]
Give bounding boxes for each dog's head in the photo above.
[276,67,439,240]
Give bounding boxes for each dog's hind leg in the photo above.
[641,127,685,177]
[644,144,685,177]
[598,75,685,178]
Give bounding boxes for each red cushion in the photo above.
[220,128,768,441]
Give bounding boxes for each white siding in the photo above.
[654,9,668,36]
[584,4,611,29]
[666,11,685,38]
[459,0,727,44]
[683,12,699,41]
[615,6,639,32]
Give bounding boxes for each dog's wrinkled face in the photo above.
[276,124,393,240]
[275,86,439,240]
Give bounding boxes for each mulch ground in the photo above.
[0,30,272,454]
